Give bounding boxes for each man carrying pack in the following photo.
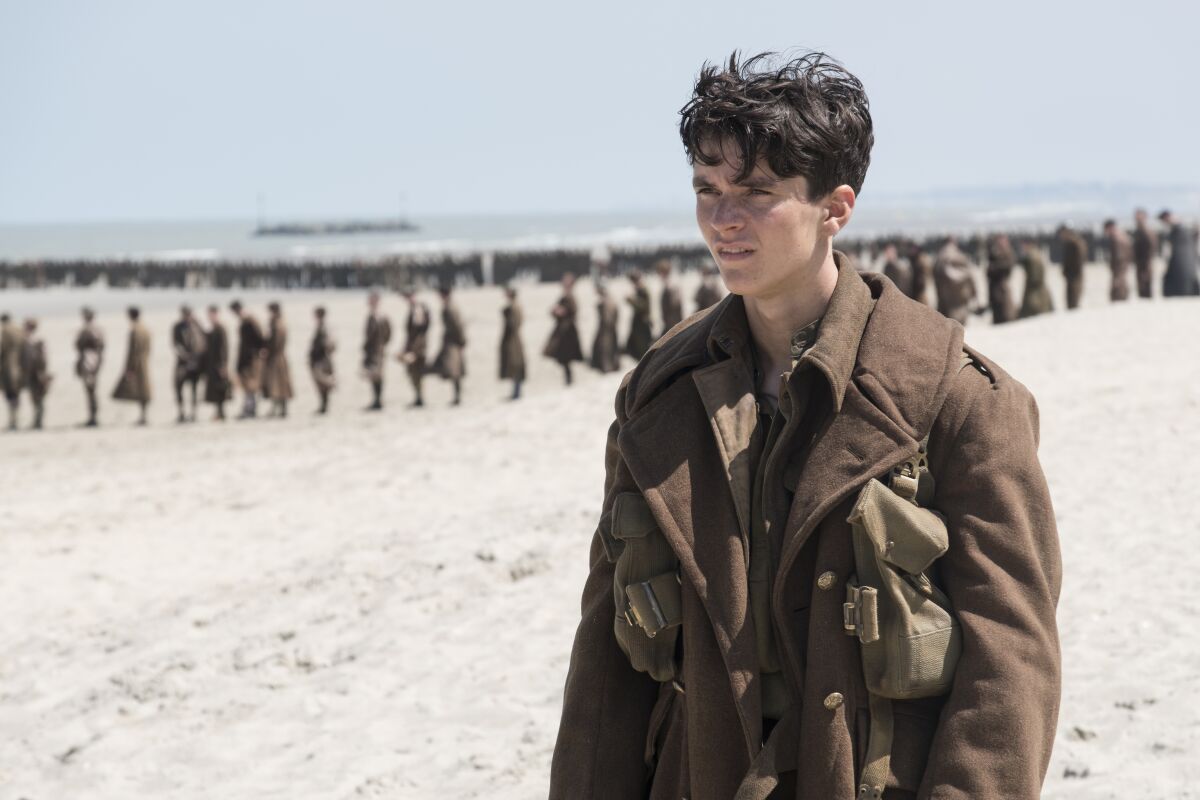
[550,52,1061,800]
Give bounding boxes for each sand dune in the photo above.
[1,262,1196,798]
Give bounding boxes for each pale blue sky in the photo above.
[2,0,1197,223]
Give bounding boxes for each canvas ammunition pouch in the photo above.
[608,491,682,683]
[843,440,962,799]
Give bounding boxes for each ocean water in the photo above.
[3,184,1196,263]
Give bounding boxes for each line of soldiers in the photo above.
[872,208,1200,326]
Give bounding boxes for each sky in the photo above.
[2,0,1198,223]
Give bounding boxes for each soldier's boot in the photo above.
[86,389,98,427]
[451,380,461,406]
[32,401,43,430]
[215,402,226,421]
[562,363,573,386]
[138,402,148,426]
[368,380,384,411]
[317,392,328,415]
[511,380,522,400]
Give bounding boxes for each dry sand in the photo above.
[1,261,1197,798]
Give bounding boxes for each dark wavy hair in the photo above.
[679,51,874,198]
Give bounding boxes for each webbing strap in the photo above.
[732,709,800,800]
[857,692,893,799]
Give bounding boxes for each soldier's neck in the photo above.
[743,251,837,385]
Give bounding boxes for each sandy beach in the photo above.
[1,261,1197,798]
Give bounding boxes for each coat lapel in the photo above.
[691,357,757,546]
[618,379,762,757]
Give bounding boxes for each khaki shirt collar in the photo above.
[705,250,873,413]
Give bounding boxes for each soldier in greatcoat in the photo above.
[694,264,725,310]
[262,302,293,418]
[1017,240,1054,318]
[553,51,1061,800]
[624,269,654,359]
[172,305,206,423]
[309,306,336,415]
[657,260,684,337]
[111,306,152,425]
[543,272,584,386]
[933,238,979,325]
[880,243,914,298]
[19,318,51,430]
[907,241,933,306]
[1132,208,1157,299]
[74,306,104,427]
[1103,219,1133,302]
[202,305,232,421]
[1,312,24,430]
[985,234,1017,324]
[1057,225,1088,309]
[590,281,621,374]
[398,287,430,407]
[1159,209,1200,297]
[229,300,265,419]
[432,286,466,405]
[362,290,392,411]
[499,286,526,400]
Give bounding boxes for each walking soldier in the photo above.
[75,306,104,427]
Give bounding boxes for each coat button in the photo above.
[817,571,837,590]
[823,692,844,710]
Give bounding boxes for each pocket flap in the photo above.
[848,479,948,575]
[612,491,658,540]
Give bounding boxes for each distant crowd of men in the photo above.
[2,209,1197,431]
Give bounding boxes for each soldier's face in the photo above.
[693,146,839,300]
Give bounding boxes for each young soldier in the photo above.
[75,306,104,427]
[551,52,1062,800]
[112,306,152,426]
[362,290,392,411]
[499,286,527,400]
[309,306,336,415]
[172,305,206,423]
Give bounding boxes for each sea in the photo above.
[2,184,1197,263]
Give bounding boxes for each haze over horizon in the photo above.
[4,0,1198,224]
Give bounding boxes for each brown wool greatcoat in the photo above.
[112,322,152,403]
[551,256,1062,800]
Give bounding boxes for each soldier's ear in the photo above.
[822,185,856,236]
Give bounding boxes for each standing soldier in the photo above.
[1057,225,1088,309]
[908,241,933,306]
[262,302,293,418]
[590,281,621,374]
[203,305,232,421]
[309,306,336,415]
[230,300,265,419]
[398,287,430,408]
[362,290,391,411]
[1103,219,1133,302]
[112,306,151,426]
[432,285,467,406]
[985,233,1017,324]
[543,272,584,386]
[19,318,51,430]
[881,242,914,298]
[694,263,725,310]
[172,305,206,423]
[1017,240,1054,318]
[75,306,104,427]
[1159,209,1200,297]
[499,286,526,400]
[656,259,684,337]
[1132,208,1157,299]
[624,269,653,359]
[1,312,24,430]
[933,237,979,325]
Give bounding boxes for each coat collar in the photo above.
[702,251,873,415]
